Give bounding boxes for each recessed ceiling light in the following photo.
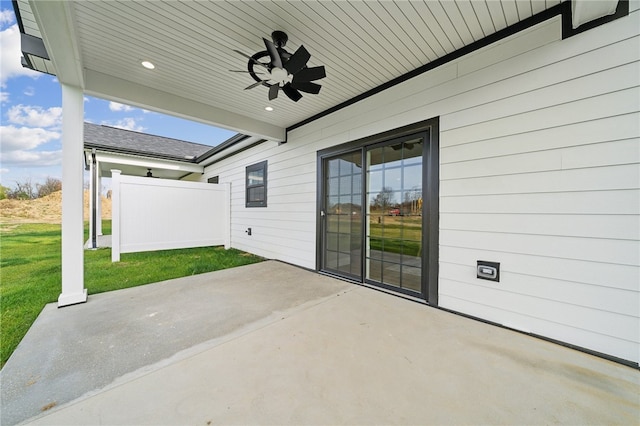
[141,61,155,69]
[265,106,274,111]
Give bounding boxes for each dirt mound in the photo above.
[0,191,112,224]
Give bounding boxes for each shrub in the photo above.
[36,177,62,198]
[7,178,36,200]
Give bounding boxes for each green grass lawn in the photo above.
[0,221,264,368]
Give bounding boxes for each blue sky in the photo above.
[0,2,236,188]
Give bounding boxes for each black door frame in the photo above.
[318,149,365,282]
[316,117,439,305]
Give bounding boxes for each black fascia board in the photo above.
[12,0,36,71]
[287,2,566,133]
[20,55,34,70]
[85,143,200,164]
[11,0,25,33]
[195,133,251,163]
[287,0,628,134]
[201,138,265,166]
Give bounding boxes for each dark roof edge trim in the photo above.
[202,138,264,166]
[12,0,35,72]
[11,0,25,33]
[85,143,200,164]
[287,0,628,133]
[196,133,252,163]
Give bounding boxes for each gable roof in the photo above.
[84,122,216,163]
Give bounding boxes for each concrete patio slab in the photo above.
[0,261,350,425]
[1,261,638,425]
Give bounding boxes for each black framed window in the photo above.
[207,176,219,184]
[246,160,267,207]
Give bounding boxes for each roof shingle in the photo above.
[83,122,214,162]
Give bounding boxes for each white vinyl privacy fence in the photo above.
[111,170,230,262]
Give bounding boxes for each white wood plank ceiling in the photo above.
[30,1,565,137]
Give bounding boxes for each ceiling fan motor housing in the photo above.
[271,30,288,48]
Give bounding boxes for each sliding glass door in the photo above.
[321,151,363,280]
[319,127,434,300]
[365,137,423,293]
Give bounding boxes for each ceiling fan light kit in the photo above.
[232,31,326,103]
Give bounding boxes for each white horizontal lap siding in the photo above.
[201,6,639,363]
[201,140,320,269]
[437,9,640,363]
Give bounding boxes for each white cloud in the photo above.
[7,104,62,128]
[0,168,9,174]
[0,10,15,26]
[109,101,134,112]
[0,24,40,87]
[24,86,35,96]
[101,118,145,132]
[0,125,60,151]
[0,91,8,103]
[0,149,62,167]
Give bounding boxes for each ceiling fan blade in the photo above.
[233,50,269,68]
[284,45,310,75]
[268,84,279,100]
[244,80,266,90]
[229,69,265,75]
[292,66,326,83]
[290,81,321,94]
[282,83,302,102]
[263,37,283,68]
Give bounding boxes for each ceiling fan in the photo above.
[231,31,326,102]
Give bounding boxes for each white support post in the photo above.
[58,84,87,307]
[88,149,97,249]
[224,182,231,250]
[97,164,103,236]
[111,169,121,262]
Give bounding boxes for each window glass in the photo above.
[247,187,265,203]
[246,161,267,207]
[247,170,263,186]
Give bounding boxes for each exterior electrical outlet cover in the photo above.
[477,261,500,282]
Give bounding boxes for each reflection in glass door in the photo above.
[320,131,428,298]
[322,151,363,279]
[366,138,423,293]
